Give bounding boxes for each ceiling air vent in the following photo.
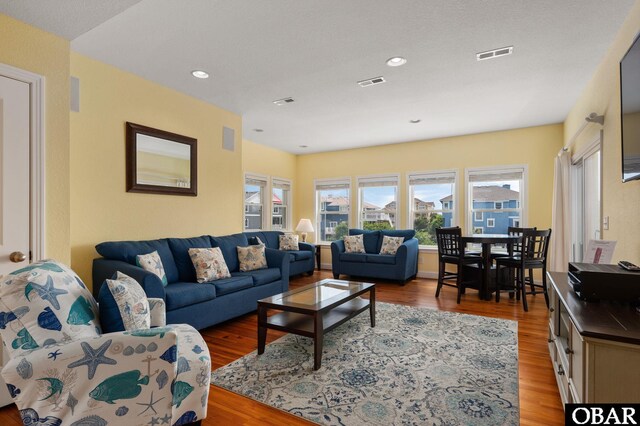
[273,97,295,106]
[357,76,386,87]
[476,46,513,61]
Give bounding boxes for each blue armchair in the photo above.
[331,229,419,284]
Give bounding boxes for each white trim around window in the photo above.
[356,173,400,229]
[465,164,528,234]
[487,218,495,228]
[314,177,352,243]
[244,172,269,231]
[271,176,292,231]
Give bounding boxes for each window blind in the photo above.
[272,178,291,190]
[357,175,399,188]
[316,179,350,191]
[408,172,455,185]
[245,175,267,187]
[468,168,524,182]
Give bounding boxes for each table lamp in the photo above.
[295,218,314,242]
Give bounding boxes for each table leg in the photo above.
[482,243,492,300]
[316,246,321,270]
[257,304,267,355]
[370,287,376,328]
[313,312,324,370]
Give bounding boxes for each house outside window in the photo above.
[315,178,351,242]
[465,166,526,237]
[407,171,456,246]
[271,178,291,231]
[357,175,399,230]
[244,174,267,230]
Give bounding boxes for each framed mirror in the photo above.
[126,122,197,196]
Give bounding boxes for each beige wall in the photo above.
[70,53,243,287]
[564,0,640,263]
[296,124,563,274]
[0,14,71,262]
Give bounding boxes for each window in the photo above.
[512,218,521,227]
[358,175,399,230]
[466,166,526,236]
[271,178,291,231]
[473,226,484,234]
[407,171,456,246]
[315,178,351,242]
[244,174,267,230]
[474,211,483,221]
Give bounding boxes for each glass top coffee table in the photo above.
[257,279,375,370]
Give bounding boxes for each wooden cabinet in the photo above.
[548,272,640,405]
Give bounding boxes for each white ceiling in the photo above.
[2,0,635,154]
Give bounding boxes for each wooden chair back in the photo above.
[436,227,462,257]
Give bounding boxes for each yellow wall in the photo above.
[295,124,563,274]
[0,14,70,262]
[564,0,640,263]
[70,53,243,287]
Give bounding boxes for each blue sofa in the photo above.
[92,233,289,330]
[331,229,419,284]
[244,230,315,277]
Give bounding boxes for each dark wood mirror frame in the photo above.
[126,122,197,196]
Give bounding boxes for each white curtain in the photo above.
[550,150,571,271]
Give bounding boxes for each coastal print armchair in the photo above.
[0,260,209,426]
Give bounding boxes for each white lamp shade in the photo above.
[295,218,314,233]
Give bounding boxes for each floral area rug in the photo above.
[211,302,519,425]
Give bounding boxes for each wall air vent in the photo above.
[357,76,386,87]
[476,46,513,61]
[273,97,295,106]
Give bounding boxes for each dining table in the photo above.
[460,233,522,300]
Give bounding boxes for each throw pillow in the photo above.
[379,235,404,255]
[248,236,264,246]
[279,234,299,251]
[105,271,150,331]
[136,250,168,286]
[237,244,268,272]
[189,247,231,282]
[344,234,366,253]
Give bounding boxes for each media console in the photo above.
[547,272,640,405]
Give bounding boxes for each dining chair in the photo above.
[435,227,484,303]
[493,226,537,293]
[495,228,552,311]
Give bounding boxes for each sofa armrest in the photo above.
[330,241,346,273]
[395,238,419,277]
[298,242,315,252]
[265,248,290,290]
[92,258,166,300]
[148,298,166,327]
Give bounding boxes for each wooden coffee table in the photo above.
[257,279,375,370]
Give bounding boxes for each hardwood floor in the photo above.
[0,271,564,425]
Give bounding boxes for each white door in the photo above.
[0,74,31,407]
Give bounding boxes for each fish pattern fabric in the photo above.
[0,260,101,358]
[148,298,166,328]
[105,272,150,331]
[136,251,168,286]
[0,262,210,425]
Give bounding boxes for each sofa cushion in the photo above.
[290,250,313,261]
[136,250,168,286]
[258,231,282,249]
[213,276,254,296]
[164,282,217,311]
[103,272,150,331]
[349,229,380,254]
[189,247,231,282]
[377,230,416,252]
[167,235,212,282]
[245,232,268,247]
[211,233,249,272]
[96,239,179,284]
[232,268,281,286]
[366,254,397,265]
[0,260,101,358]
[339,253,367,263]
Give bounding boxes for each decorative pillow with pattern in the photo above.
[105,271,150,331]
[0,260,101,358]
[344,234,366,253]
[237,244,268,272]
[189,247,231,282]
[279,234,299,251]
[136,250,168,286]
[379,235,404,255]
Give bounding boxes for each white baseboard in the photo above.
[417,271,438,279]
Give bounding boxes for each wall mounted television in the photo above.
[620,32,640,182]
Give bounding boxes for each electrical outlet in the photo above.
[603,216,609,230]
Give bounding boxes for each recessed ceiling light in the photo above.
[191,70,209,79]
[409,119,421,124]
[253,128,264,133]
[299,145,308,148]
[386,56,407,67]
